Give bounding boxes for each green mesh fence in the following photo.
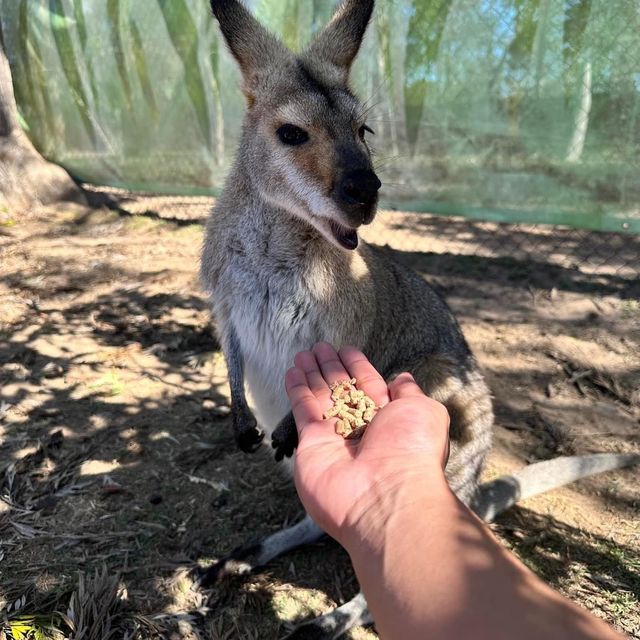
[1,0,639,233]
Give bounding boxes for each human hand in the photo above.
[285,342,451,549]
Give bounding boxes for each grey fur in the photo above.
[199,514,324,587]
[472,453,640,523]
[284,592,372,640]
[209,0,288,80]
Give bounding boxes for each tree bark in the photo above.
[565,60,592,163]
[0,39,85,210]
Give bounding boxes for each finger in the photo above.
[286,365,348,450]
[312,342,351,387]
[294,350,331,404]
[338,346,389,407]
[285,367,322,433]
[388,372,426,400]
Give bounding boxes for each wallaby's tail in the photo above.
[471,453,640,523]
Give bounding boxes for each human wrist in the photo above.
[339,466,454,556]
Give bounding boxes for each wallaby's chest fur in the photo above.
[202,179,486,410]
[202,188,374,429]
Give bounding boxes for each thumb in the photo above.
[388,372,425,400]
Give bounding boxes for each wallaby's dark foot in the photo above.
[233,410,264,453]
[283,593,372,640]
[196,541,263,587]
[236,426,264,453]
[197,516,324,589]
[272,412,298,461]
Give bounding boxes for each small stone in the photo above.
[41,362,64,378]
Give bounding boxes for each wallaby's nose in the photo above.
[339,169,382,209]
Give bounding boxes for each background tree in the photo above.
[403,0,452,152]
[563,0,592,162]
[0,25,84,211]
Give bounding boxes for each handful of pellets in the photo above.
[324,378,378,439]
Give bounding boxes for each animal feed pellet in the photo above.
[324,378,377,439]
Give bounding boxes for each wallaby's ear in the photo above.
[209,0,288,97]
[304,0,374,79]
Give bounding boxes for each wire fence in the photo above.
[3,0,639,234]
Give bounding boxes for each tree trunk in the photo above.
[565,60,592,163]
[0,40,84,210]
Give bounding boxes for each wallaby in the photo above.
[198,1,639,638]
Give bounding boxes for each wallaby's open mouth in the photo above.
[329,220,359,250]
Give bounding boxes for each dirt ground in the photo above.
[1,193,639,639]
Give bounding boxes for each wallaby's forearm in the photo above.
[221,325,264,453]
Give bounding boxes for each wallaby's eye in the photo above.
[277,124,309,146]
[359,124,375,140]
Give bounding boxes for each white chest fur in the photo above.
[203,205,372,437]
[217,246,336,434]
[230,289,316,433]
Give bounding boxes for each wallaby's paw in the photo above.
[233,409,264,453]
[235,425,264,453]
[272,438,296,461]
[272,413,298,461]
[195,541,263,587]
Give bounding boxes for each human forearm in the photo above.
[345,478,625,640]
[285,346,625,640]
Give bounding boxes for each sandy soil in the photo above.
[0,194,638,639]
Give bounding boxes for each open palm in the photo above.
[286,343,450,546]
